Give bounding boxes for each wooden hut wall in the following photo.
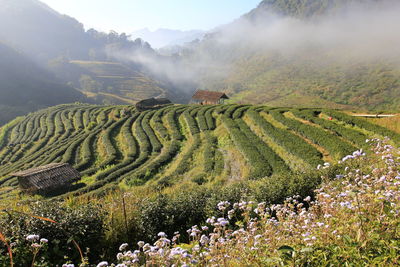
[21,166,80,192]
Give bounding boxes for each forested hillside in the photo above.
[0,43,87,125]
[0,103,398,199]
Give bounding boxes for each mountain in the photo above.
[0,42,87,125]
[246,0,350,19]
[0,0,160,63]
[0,0,91,62]
[0,0,188,114]
[130,28,205,49]
[171,0,400,111]
[0,0,155,61]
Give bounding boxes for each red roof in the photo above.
[192,90,229,102]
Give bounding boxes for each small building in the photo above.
[191,90,229,105]
[11,163,81,195]
[135,98,172,112]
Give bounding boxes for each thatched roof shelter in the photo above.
[135,98,172,111]
[11,163,81,195]
[191,90,229,105]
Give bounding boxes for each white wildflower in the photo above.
[119,243,128,251]
[158,232,167,237]
[96,262,108,267]
[26,235,40,242]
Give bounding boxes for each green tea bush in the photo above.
[324,110,400,144]
[75,132,98,171]
[127,140,180,185]
[152,108,170,141]
[293,109,368,148]
[120,115,139,158]
[247,110,324,167]
[205,108,216,130]
[236,119,290,173]
[232,106,250,119]
[270,110,357,159]
[142,111,162,152]
[28,113,44,142]
[166,108,183,141]
[73,109,84,130]
[183,110,200,136]
[196,107,211,131]
[222,115,273,179]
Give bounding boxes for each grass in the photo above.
[369,115,400,133]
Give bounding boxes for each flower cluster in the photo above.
[25,234,48,249]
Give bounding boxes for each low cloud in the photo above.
[109,0,400,92]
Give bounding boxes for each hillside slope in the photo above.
[178,0,400,110]
[0,103,398,199]
[0,42,87,125]
[50,59,170,104]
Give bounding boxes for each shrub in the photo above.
[324,110,400,144]
[142,111,162,152]
[247,110,324,167]
[293,109,368,148]
[270,110,357,159]
[0,201,107,265]
[221,115,273,179]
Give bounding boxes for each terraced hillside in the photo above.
[0,104,399,199]
[70,61,168,103]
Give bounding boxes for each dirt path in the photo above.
[221,148,242,181]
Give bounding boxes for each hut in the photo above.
[191,90,229,105]
[135,98,172,112]
[11,163,81,195]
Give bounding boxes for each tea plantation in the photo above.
[0,104,398,198]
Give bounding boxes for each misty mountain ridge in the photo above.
[141,0,399,110]
[248,0,387,20]
[0,0,189,123]
[130,28,205,49]
[0,0,157,62]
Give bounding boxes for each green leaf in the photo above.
[279,245,294,251]
[278,245,295,259]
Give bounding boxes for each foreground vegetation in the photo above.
[0,139,398,266]
[103,138,400,266]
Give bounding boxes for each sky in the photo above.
[40,0,262,33]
